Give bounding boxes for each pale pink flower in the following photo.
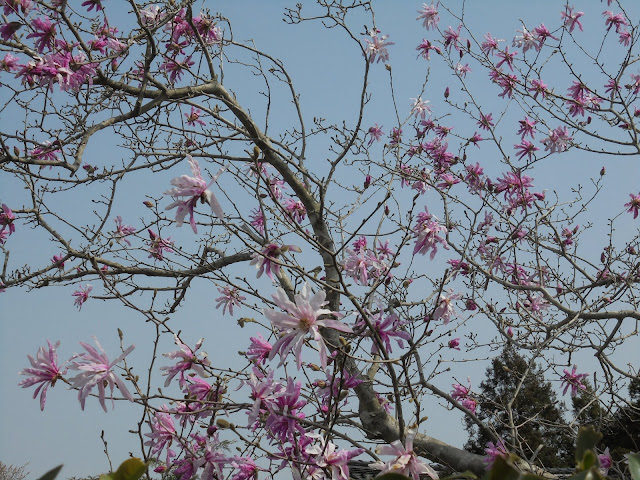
[283,197,306,223]
[112,216,135,246]
[68,338,135,411]
[165,155,226,233]
[541,126,572,153]
[147,229,174,260]
[250,243,301,280]
[370,430,439,480]
[413,207,448,259]
[481,32,504,55]
[19,340,67,410]
[140,5,163,25]
[72,284,92,310]
[561,365,588,396]
[306,436,364,480]
[263,282,351,370]
[160,335,210,387]
[411,97,431,120]
[367,124,384,146]
[185,106,206,127]
[215,285,246,316]
[363,29,394,64]
[561,5,584,33]
[144,406,177,464]
[452,377,477,413]
[625,193,640,219]
[417,2,439,30]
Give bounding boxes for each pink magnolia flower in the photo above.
[263,282,352,370]
[452,377,477,413]
[144,407,177,465]
[165,155,226,234]
[250,243,301,280]
[513,25,540,53]
[529,78,548,99]
[112,216,135,246]
[434,289,461,324]
[68,338,135,411]
[477,112,494,130]
[514,140,539,161]
[625,193,640,219]
[443,24,462,53]
[72,284,92,310]
[249,208,265,234]
[354,309,411,355]
[619,29,631,46]
[411,97,431,120]
[367,124,384,145]
[517,117,536,139]
[1,21,21,41]
[147,229,174,260]
[19,340,67,410]
[561,6,584,33]
[215,285,246,316]
[283,197,306,223]
[0,204,15,235]
[481,32,504,55]
[370,430,439,480]
[448,338,461,350]
[306,436,364,480]
[160,335,210,387]
[561,365,588,396]
[26,17,57,53]
[495,47,518,71]
[416,39,441,60]
[484,440,508,466]
[541,126,572,153]
[598,447,612,474]
[417,2,439,30]
[185,106,206,127]
[246,334,272,365]
[51,254,65,270]
[603,10,628,33]
[241,369,284,426]
[363,29,394,64]
[231,457,260,480]
[2,0,31,15]
[412,207,448,259]
[140,5,163,26]
[1,53,20,72]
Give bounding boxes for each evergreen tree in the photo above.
[464,344,574,468]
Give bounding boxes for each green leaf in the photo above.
[488,456,521,480]
[579,450,598,471]
[99,458,148,480]
[628,453,640,480]
[575,426,602,465]
[35,465,63,480]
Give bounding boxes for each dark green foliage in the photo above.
[572,377,640,461]
[464,344,574,468]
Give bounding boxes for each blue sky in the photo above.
[2,1,640,478]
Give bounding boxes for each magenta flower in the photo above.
[370,430,439,480]
[417,2,439,30]
[250,243,301,280]
[147,229,174,260]
[1,21,22,41]
[354,309,411,355]
[625,193,640,219]
[481,32,504,55]
[603,10,628,33]
[517,117,536,139]
[161,54,194,83]
[529,78,548,99]
[68,338,135,411]
[1,53,20,72]
[367,124,384,146]
[495,47,518,71]
[51,254,65,270]
[185,106,206,127]
[249,208,265,234]
[72,284,92,310]
[283,197,306,223]
[598,447,612,474]
[484,440,508,466]
[514,140,539,161]
[165,155,226,234]
[231,457,260,480]
[26,17,57,53]
[412,207,448,259]
[0,204,15,235]
[452,378,477,413]
[416,39,441,60]
[443,24,462,53]
[215,285,246,316]
[263,282,352,370]
[477,112,494,131]
[363,29,394,64]
[2,0,31,15]
[448,338,461,350]
[246,334,272,365]
[112,216,135,246]
[160,335,210,387]
[561,365,588,396]
[242,369,284,426]
[81,0,102,11]
[19,340,67,410]
[561,5,584,33]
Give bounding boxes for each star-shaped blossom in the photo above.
[625,192,640,219]
[363,29,394,64]
[160,335,211,387]
[165,155,226,233]
[417,2,439,30]
[561,365,588,396]
[263,283,352,370]
[68,338,135,411]
[370,430,439,480]
[250,243,301,280]
[72,284,92,310]
[306,436,364,480]
[19,340,67,410]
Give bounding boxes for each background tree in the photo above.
[464,344,574,468]
[0,461,28,480]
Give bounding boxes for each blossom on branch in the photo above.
[19,340,66,410]
[561,365,588,396]
[363,29,394,64]
[250,243,301,280]
[68,338,135,411]
[263,282,351,370]
[165,155,226,234]
[370,430,439,480]
[160,335,210,387]
[72,284,92,310]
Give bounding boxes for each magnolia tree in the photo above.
[3,0,640,479]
